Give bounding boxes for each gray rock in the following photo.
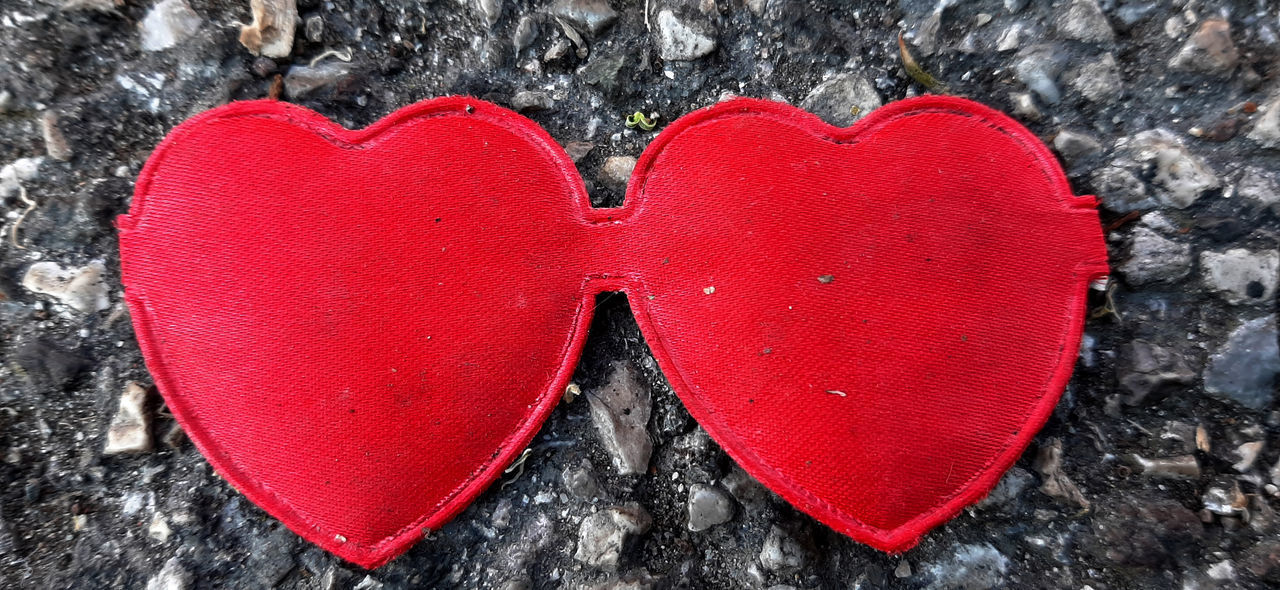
[1091,165,1154,212]
[923,543,1009,590]
[1013,45,1065,104]
[104,382,153,455]
[1117,226,1191,285]
[1054,0,1113,43]
[654,10,716,61]
[1066,53,1122,102]
[513,15,539,51]
[1237,167,1280,212]
[995,22,1023,52]
[1248,94,1280,149]
[549,0,617,37]
[598,156,637,188]
[1004,0,1027,13]
[22,260,111,313]
[759,525,808,573]
[41,111,72,161]
[139,0,202,52]
[975,467,1033,509]
[1009,92,1041,121]
[1204,315,1279,410]
[145,557,192,590]
[1169,19,1238,74]
[686,484,734,531]
[477,0,501,27]
[511,90,554,112]
[284,61,356,99]
[588,362,653,475]
[800,72,882,127]
[574,504,652,570]
[305,15,324,42]
[1118,340,1195,404]
[0,157,42,200]
[1051,129,1101,165]
[563,462,603,500]
[1199,248,1279,304]
[1119,129,1219,208]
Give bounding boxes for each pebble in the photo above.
[0,157,43,199]
[1130,454,1200,479]
[148,512,172,543]
[1091,165,1151,212]
[654,10,716,61]
[1033,438,1089,509]
[1247,94,1280,149]
[1117,340,1194,405]
[562,462,603,500]
[1066,53,1122,102]
[1169,19,1238,74]
[139,0,202,51]
[1203,315,1279,410]
[1117,226,1191,285]
[478,0,502,27]
[1054,0,1113,43]
[587,362,653,475]
[1119,129,1219,209]
[41,111,72,162]
[513,15,539,51]
[759,525,809,573]
[1008,92,1041,121]
[1237,167,1280,212]
[549,0,617,37]
[1199,248,1279,305]
[800,72,882,127]
[104,382,154,455]
[22,260,111,313]
[974,466,1032,509]
[574,504,652,570]
[145,557,192,590]
[922,543,1009,590]
[1051,129,1101,165]
[511,90,554,112]
[305,15,324,43]
[686,484,734,531]
[1013,45,1065,104]
[995,23,1022,52]
[598,156,636,188]
[893,559,912,578]
[238,0,297,58]
[284,61,355,99]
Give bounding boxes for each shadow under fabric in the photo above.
[117,95,1109,568]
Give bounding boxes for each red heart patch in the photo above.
[119,95,1107,568]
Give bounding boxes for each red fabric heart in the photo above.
[119,95,1107,568]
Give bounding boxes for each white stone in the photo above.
[1118,227,1191,285]
[587,362,652,475]
[148,512,171,543]
[0,157,43,199]
[1067,53,1122,102]
[238,0,297,58]
[22,260,111,313]
[800,72,882,127]
[139,0,202,52]
[598,156,636,188]
[1248,94,1280,149]
[1200,248,1279,304]
[654,10,716,61]
[145,557,191,590]
[1237,167,1280,210]
[574,505,651,570]
[1120,129,1219,208]
[686,484,734,531]
[1054,0,1113,43]
[104,382,153,455]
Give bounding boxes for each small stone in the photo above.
[511,91,554,112]
[513,15,539,51]
[1204,315,1279,410]
[104,382,153,455]
[894,560,912,578]
[23,260,111,313]
[145,557,192,590]
[304,15,324,43]
[1117,340,1195,405]
[975,467,1033,509]
[1054,0,1113,43]
[1169,19,1238,74]
[1129,454,1200,479]
[1199,249,1279,305]
[477,0,501,27]
[1203,477,1248,516]
[139,0,202,52]
[563,462,603,500]
[1014,45,1065,104]
[588,362,652,475]
[1009,92,1041,121]
[1051,129,1101,165]
[549,0,617,37]
[654,10,716,61]
[686,484,734,531]
[800,72,882,127]
[759,525,809,573]
[1066,53,1122,102]
[599,156,637,188]
[995,23,1022,52]
[1117,227,1191,285]
[41,111,72,162]
[564,141,593,163]
[1248,94,1280,149]
[1232,441,1265,473]
[1091,165,1152,212]
[1033,438,1089,509]
[1121,129,1219,208]
[239,0,297,58]
[284,61,356,99]
[0,157,43,199]
[148,512,172,543]
[574,504,652,570]
[923,543,1009,590]
[1237,167,1280,211]
[544,38,572,62]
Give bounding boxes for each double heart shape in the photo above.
[118,95,1108,568]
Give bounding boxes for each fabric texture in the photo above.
[118,95,1108,568]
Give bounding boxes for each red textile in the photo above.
[119,95,1108,568]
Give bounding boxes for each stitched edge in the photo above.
[118,97,595,568]
[623,96,1110,553]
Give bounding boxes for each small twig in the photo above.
[10,185,36,250]
[1103,210,1142,233]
